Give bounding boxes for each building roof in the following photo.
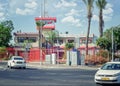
[14,32,38,37]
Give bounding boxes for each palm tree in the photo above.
[46,30,59,47]
[96,0,107,37]
[83,0,94,55]
[36,21,45,48]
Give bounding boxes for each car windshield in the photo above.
[14,57,23,60]
[101,63,120,70]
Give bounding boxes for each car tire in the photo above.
[7,65,9,68]
[95,83,102,86]
[9,64,13,69]
[10,66,13,69]
[23,67,26,69]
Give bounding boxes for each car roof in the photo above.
[12,56,23,58]
[106,61,120,64]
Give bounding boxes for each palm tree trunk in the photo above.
[86,17,91,55]
[99,9,103,37]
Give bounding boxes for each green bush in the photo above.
[0,47,6,54]
[0,47,7,59]
[96,49,109,58]
[65,43,74,49]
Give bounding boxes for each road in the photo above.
[0,61,112,86]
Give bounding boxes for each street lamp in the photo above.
[111,27,114,61]
[36,20,44,65]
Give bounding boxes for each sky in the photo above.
[0,0,120,37]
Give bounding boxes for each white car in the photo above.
[7,56,26,69]
[94,62,120,85]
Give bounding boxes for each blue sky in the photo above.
[0,0,120,37]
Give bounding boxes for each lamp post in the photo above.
[57,31,59,64]
[111,27,114,61]
[36,20,44,65]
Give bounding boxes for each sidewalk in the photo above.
[27,62,99,70]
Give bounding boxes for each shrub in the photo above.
[65,43,74,49]
[85,55,108,65]
[96,49,109,58]
[0,47,7,59]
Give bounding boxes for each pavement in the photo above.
[27,62,100,70]
[0,60,100,70]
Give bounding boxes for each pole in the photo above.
[57,31,59,64]
[39,1,43,65]
[112,28,114,61]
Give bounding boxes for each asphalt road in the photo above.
[0,62,116,86]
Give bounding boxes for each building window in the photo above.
[59,40,63,44]
[68,40,74,43]
[17,37,25,43]
[29,37,37,42]
[17,37,37,43]
[54,39,57,43]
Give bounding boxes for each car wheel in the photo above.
[7,65,9,68]
[9,64,13,69]
[23,67,26,69]
[95,83,102,86]
[10,66,13,69]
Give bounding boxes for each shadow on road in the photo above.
[8,67,38,70]
[96,84,120,86]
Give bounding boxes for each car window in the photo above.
[101,63,120,70]
[14,57,24,60]
[10,57,13,60]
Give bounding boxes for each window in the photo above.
[17,37,37,43]
[29,37,37,42]
[17,37,25,43]
[14,57,23,60]
[59,40,63,44]
[68,40,74,43]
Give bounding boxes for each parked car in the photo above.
[7,56,26,69]
[94,61,120,85]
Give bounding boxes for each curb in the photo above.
[27,63,98,70]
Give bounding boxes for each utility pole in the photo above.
[39,1,43,65]
[111,27,114,61]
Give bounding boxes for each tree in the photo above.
[111,25,120,51]
[0,20,14,47]
[36,21,46,48]
[36,21,46,30]
[45,30,59,47]
[83,0,94,55]
[96,37,111,50]
[98,25,120,51]
[96,0,107,37]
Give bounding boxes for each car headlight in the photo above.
[113,73,120,77]
[95,73,99,76]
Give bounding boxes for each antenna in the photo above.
[41,0,43,17]
[43,0,48,17]
[43,0,45,17]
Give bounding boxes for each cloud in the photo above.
[0,3,6,21]
[103,3,113,21]
[16,8,32,15]
[55,0,77,8]
[93,3,113,22]
[92,15,99,21]
[65,9,80,16]
[0,12,5,20]
[0,4,3,10]
[0,12,4,17]
[61,16,81,27]
[16,0,38,15]
[25,0,37,9]
[103,3,113,15]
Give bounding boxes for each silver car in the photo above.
[7,56,26,69]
